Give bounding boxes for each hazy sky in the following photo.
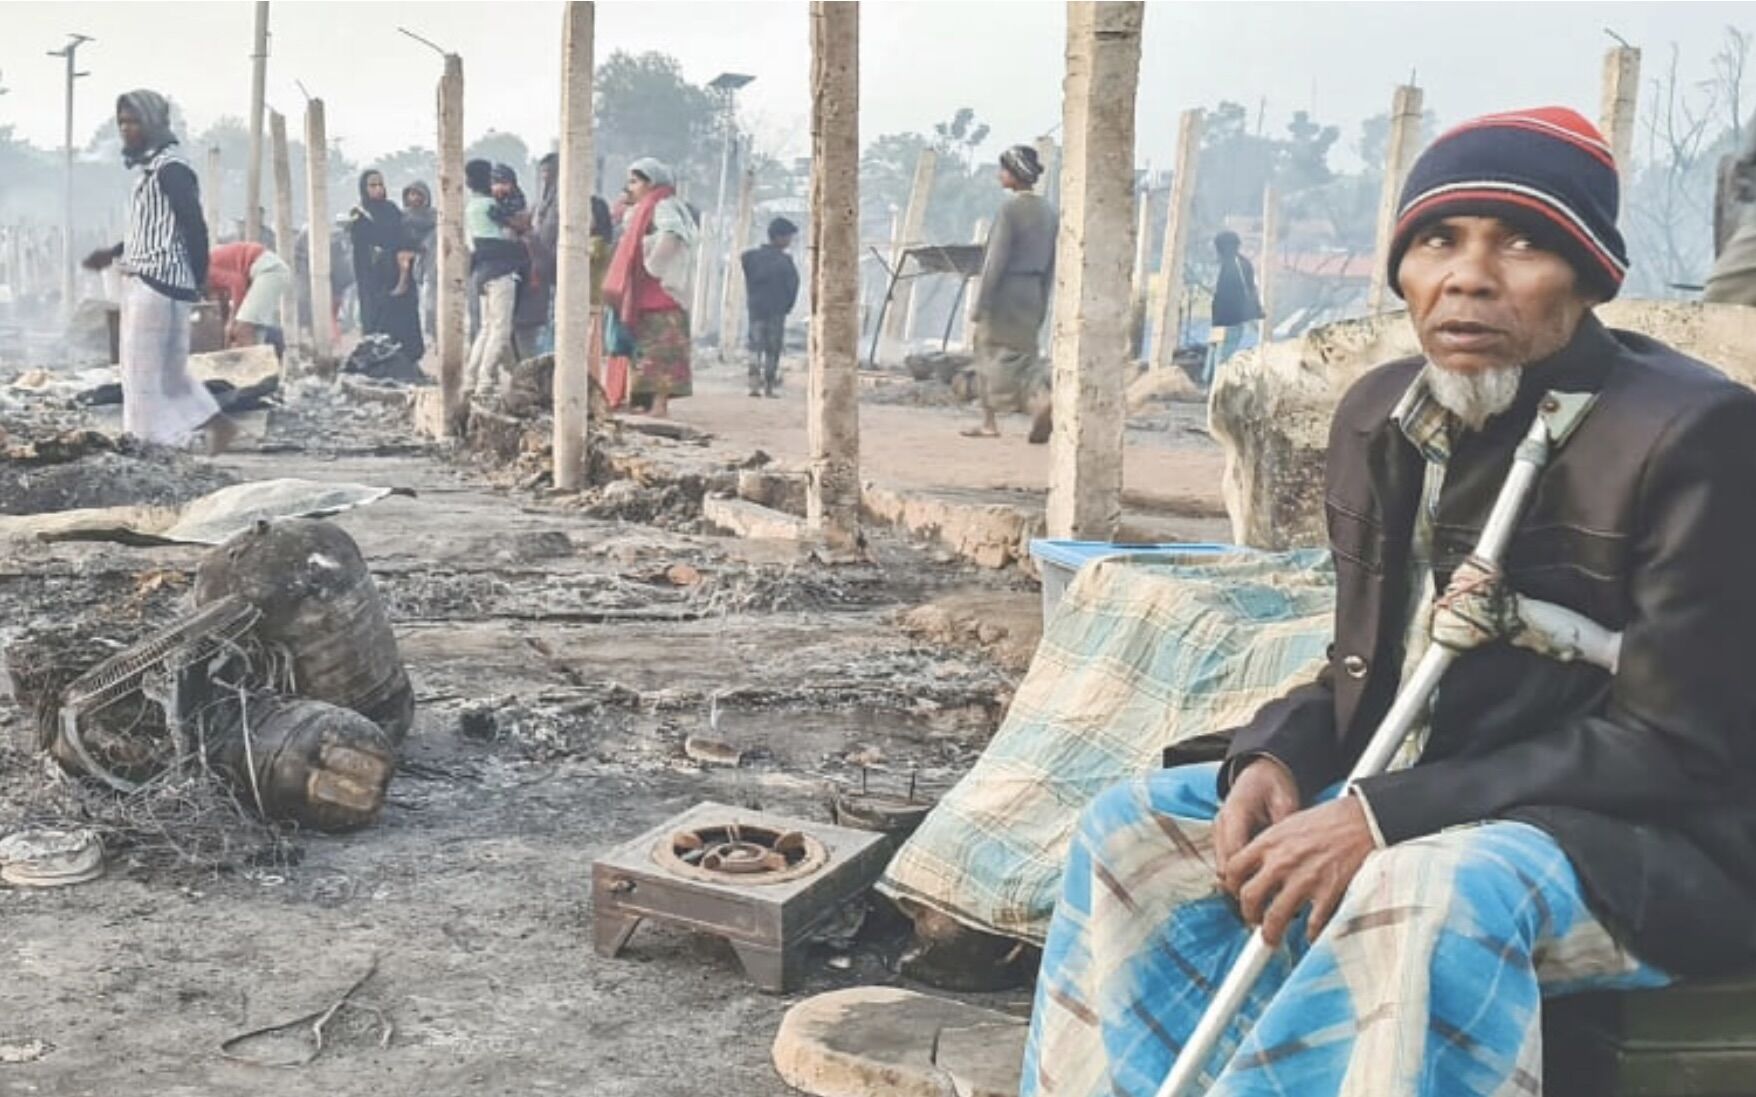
[0,1,1747,172]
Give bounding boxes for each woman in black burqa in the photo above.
[347,169,425,360]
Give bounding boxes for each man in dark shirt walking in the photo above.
[740,218,800,398]
[1205,229,1265,385]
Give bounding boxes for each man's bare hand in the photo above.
[1223,796,1376,947]
[1213,759,1300,883]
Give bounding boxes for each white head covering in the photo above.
[628,157,675,188]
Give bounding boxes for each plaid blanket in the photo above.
[878,550,1335,944]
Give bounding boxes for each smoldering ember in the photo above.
[2,3,1756,1096]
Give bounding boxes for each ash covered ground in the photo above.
[0,351,1039,1095]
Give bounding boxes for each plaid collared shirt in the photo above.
[1387,368,1458,769]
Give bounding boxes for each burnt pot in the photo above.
[195,518,414,743]
[206,694,396,832]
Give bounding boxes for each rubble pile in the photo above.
[269,375,427,454]
[0,428,236,516]
[374,557,937,626]
[1,615,298,876]
[1,519,416,873]
[861,377,970,408]
[575,477,716,532]
[451,688,645,762]
[435,642,1006,770]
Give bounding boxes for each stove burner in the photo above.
[595,801,890,992]
[655,822,828,885]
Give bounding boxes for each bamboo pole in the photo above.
[1366,83,1423,313]
[205,146,223,241]
[719,166,757,362]
[245,2,270,243]
[1046,1,1145,540]
[806,1,862,549]
[436,54,468,432]
[1129,184,1153,358]
[303,98,333,368]
[552,3,596,491]
[1258,182,1279,340]
[962,217,988,351]
[881,147,937,356]
[691,210,717,327]
[1600,46,1641,202]
[269,109,298,343]
[1149,108,1202,369]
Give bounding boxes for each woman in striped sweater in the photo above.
[84,89,238,454]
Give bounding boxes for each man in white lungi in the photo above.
[84,88,238,454]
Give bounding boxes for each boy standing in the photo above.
[739,217,800,398]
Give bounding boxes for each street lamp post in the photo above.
[48,33,93,321]
[707,72,753,345]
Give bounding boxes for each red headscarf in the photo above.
[600,183,679,328]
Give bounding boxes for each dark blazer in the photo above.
[1221,314,1756,978]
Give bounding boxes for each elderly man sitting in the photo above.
[1022,107,1756,1097]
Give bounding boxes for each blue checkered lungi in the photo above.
[1022,763,1670,1096]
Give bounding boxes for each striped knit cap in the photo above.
[1388,107,1628,300]
[1000,145,1043,187]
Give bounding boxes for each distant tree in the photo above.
[367,147,441,198]
[862,109,1006,241]
[465,130,532,178]
[750,148,799,202]
[933,107,992,171]
[1624,35,1750,295]
[0,125,48,182]
[1137,101,1346,294]
[594,50,718,199]
[0,125,57,222]
[1196,100,1280,221]
[861,131,933,223]
[1715,26,1751,146]
[1281,110,1341,191]
[1356,109,1439,172]
[84,117,128,167]
[1277,107,1442,253]
[193,117,252,164]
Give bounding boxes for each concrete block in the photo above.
[501,354,555,418]
[617,414,711,443]
[771,986,1026,1097]
[737,468,809,516]
[862,484,1043,570]
[897,591,1044,673]
[411,388,448,440]
[338,377,418,410]
[702,496,811,541]
[189,344,281,388]
[1125,363,1204,411]
[465,404,528,464]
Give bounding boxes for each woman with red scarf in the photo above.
[600,157,698,418]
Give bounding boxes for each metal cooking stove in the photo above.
[590,801,890,992]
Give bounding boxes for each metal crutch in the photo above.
[1155,389,1602,1097]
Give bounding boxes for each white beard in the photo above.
[1425,364,1522,430]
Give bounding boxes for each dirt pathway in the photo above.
[676,359,1227,518]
